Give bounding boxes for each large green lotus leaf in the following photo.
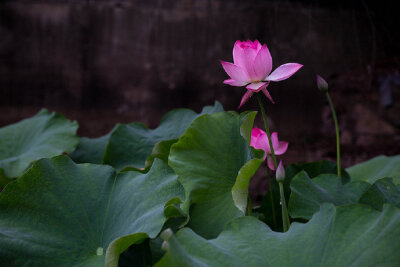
[286,160,350,183]
[0,169,12,188]
[347,155,400,184]
[169,111,263,239]
[142,139,179,171]
[289,171,369,219]
[289,171,400,219]
[358,178,400,210]
[70,127,116,164]
[0,109,78,178]
[257,160,347,231]
[103,101,223,171]
[157,203,400,267]
[0,156,184,267]
[238,110,258,145]
[70,127,174,170]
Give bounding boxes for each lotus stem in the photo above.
[256,93,277,170]
[279,182,290,232]
[325,92,341,177]
[256,93,289,231]
[266,167,278,229]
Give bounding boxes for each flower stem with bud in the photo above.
[326,92,341,177]
[256,93,290,231]
[276,161,290,232]
[317,75,341,178]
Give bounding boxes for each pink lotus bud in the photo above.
[276,161,285,182]
[220,40,303,107]
[316,74,328,92]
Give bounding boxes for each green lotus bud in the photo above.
[316,74,328,92]
[276,160,285,182]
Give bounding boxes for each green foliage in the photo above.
[347,155,400,184]
[289,171,400,220]
[286,160,350,183]
[0,104,399,266]
[157,204,400,267]
[103,101,223,171]
[257,160,347,231]
[358,178,400,210]
[70,129,115,164]
[0,109,78,179]
[0,156,184,266]
[169,111,263,239]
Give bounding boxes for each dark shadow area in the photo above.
[1,1,399,197]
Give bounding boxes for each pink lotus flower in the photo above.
[250,127,288,170]
[220,40,303,107]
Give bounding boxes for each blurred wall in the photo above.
[0,0,395,135]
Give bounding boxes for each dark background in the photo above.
[1,0,399,177]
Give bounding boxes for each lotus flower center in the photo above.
[240,41,257,49]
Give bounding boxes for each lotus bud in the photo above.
[276,160,285,182]
[316,74,328,92]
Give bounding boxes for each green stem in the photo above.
[256,93,289,231]
[256,93,277,170]
[325,92,341,177]
[266,166,277,229]
[279,182,290,232]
